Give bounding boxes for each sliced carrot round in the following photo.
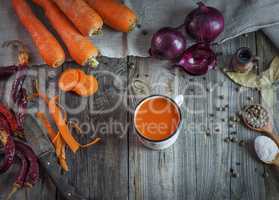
[73,74,98,97]
[58,69,80,92]
[75,69,86,83]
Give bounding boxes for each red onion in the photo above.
[149,27,186,60]
[177,43,216,76]
[185,2,224,42]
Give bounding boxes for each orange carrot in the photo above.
[52,0,103,36]
[72,71,99,96]
[58,69,80,92]
[12,0,65,67]
[85,0,137,32]
[32,0,99,67]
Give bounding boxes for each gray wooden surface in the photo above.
[1,31,279,200]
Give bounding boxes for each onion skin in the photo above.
[150,27,186,60]
[177,43,216,76]
[185,2,224,42]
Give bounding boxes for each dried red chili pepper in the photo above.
[3,40,29,132]
[7,149,29,197]
[15,88,28,132]
[0,40,28,80]
[0,103,19,133]
[15,141,39,187]
[0,114,12,135]
[11,65,27,105]
[5,148,29,200]
[0,129,15,173]
[0,66,20,79]
[2,40,29,66]
[0,40,29,80]
[14,149,29,187]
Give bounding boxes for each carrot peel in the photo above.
[34,94,79,153]
[48,96,80,153]
[36,112,69,171]
[35,112,56,139]
[80,137,101,148]
[35,95,100,153]
[52,132,69,171]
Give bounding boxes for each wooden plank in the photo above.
[194,50,230,198]
[128,57,196,200]
[57,58,129,200]
[56,63,91,200]
[88,57,128,199]
[256,31,279,200]
[227,33,266,200]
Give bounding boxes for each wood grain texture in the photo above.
[56,58,129,200]
[194,57,230,199]
[225,33,266,200]
[87,58,128,200]
[256,31,279,200]
[128,57,197,200]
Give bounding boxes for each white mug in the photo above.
[134,95,184,150]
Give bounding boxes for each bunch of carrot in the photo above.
[12,0,137,68]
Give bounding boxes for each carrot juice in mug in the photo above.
[134,95,183,150]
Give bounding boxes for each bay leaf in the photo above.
[261,87,275,108]
[224,56,279,89]
[262,56,279,82]
[224,56,279,108]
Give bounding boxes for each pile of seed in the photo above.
[242,105,269,129]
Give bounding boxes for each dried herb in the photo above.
[224,56,279,107]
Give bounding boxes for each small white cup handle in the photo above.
[174,95,184,107]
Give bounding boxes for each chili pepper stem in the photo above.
[2,40,29,65]
[5,185,20,200]
[14,132,26,140]
[24,182,33,188]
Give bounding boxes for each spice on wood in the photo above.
[242,105,269,129]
